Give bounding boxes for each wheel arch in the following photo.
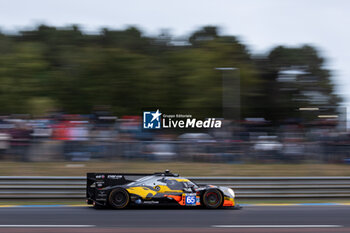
[201,188,224,208]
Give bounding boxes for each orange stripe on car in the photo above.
[164,194,182,203]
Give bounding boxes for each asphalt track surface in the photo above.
[0,205,349,232]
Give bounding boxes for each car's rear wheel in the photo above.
[109,188,130,209]
[202,189,223,209]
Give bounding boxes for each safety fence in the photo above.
[0,176,350,199]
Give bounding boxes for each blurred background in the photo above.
[0,0,349,176]
[0,25,347,167]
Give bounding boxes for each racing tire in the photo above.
[202,189,223,209]
[108,188,130,209]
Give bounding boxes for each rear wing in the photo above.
[87,170,178,184]
[87,172,153,187]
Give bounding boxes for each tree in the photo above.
[0,25,342,122]
[253,45,341,122]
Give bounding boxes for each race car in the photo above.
[86,170,236,209]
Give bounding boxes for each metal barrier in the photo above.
[0,176,350,199]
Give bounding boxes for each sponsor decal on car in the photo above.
[107,175,123,179]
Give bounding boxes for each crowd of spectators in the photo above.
[0,114,349,163]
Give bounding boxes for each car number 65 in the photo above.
[185,195,196,204]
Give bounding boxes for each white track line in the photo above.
[0,225,95,228]
[212,225,342,228]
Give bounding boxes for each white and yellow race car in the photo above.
[86,170,236,209]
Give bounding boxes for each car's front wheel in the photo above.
[108,188,130,209]
[202,189,223,209]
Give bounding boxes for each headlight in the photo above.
[228,188,235,198]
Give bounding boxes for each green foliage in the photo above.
[0,25,341,121]
[27,97,57,117]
